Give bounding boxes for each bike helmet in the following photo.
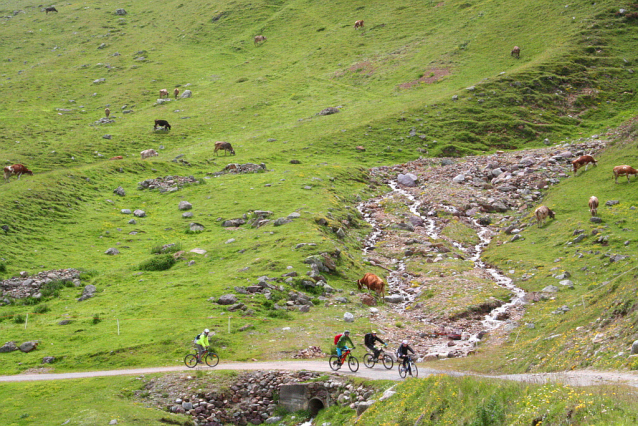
[204,329,210,333]
[371,330,377,334]
[402,340,408,344]
[344,330,350,334]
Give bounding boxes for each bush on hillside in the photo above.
[138,254,176,271]
[0,262,6,273]
[41,279,75,299]
[150,242,182,255]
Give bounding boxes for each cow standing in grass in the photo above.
[174,88,180,99]
[534,206,555,228]
[511,46,520,58]
[613,165,638,183]
[45,6,58,13]
[4,164,33,182]
[589,196,599,217]
[254,35,267,45]
[357,273,385,298]
[214,141,235,156]
[354,20,364,29]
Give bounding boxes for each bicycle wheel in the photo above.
[410,362,419,378]
[363,353,376,368]
[184,354,198,368]
[329,355,342,371]
[398,362,407,378]
[205,353,220,367]
[348,355,359,372]
[382,354,394,370]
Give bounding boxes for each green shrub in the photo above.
[34,304,50,314]
[92,314,102,325]
[267,310,292,320]
[0,262,6,273]
[150,242,182,255]
[138,254,176,271]
[14,314,25,324]
[469,396,504,426]
[41,280,70,298]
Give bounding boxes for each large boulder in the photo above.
[189,223,205,232]
[19,341,38,353]
[180,90,192,99]
[217,294,238,305]
[133,209,146,217]
[78,285,97,302]
[384,294,404,304]
[344,312,354,322]
[397,173,418,187]
[178,201,193,211]
[0,341,19,353]
[631,340,638,355]
[113,186,125,197]
[105,248,120,255]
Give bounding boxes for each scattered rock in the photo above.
[105,248,120,255]
[133,209,146,217]
[217,294,238,305]
[189,223,205,232]
[344,312,354,322]
[113,186,125,196]
[42,356,55,364]
[0,341,18,353]
[318,107,340,116]
[78,284,97,301]
[115,8,126,15]
[180,90,192,99]
[19,341,38,353]
[178,201,193,210]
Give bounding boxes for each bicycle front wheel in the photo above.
[329,355,341,371]
[205,353,220,367]
[398,363,407,378]
[382,354,394,370]
[184,354,198,368]
[363,353,375,368]
[410,362,418,378]
[348,355,359,372]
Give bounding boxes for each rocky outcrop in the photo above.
[138,175,200,193]
[0,269,81,301]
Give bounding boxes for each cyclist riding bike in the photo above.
[336,330,355,362]
[195,329,211,360]
[396,340,415,371]
[364,330,387,360]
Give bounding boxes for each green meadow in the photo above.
[3,0,638,423]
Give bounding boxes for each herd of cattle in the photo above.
[533,154,638,227]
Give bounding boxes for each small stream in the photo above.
[358,180,526,336]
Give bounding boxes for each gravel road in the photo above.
[1,361,637,388]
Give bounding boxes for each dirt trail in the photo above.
[1,361,637,389]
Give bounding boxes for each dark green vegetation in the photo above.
[2,0,638,423]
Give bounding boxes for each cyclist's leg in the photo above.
[336,347,343,358]
[195,344,205,359]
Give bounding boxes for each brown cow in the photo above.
[45,6,58,13]
[214,141,235,156]
[511,46,520,58]
[105,107,110,118]
[3,164,33,182]
[174,88,180,99]
[354,20,364,29]
[357,273,385,298]
[589,196,599,217]
[613,165,638,183]
[572,155,597,174]
[254,35,267,45]
[534,205,555,228]
[159,89,169,98]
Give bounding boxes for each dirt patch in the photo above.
[399,68,451,89]
[19,367,53,375]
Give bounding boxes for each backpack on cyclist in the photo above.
[333,334,343,345]
[194,333,202,344]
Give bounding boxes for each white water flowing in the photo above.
[358,179,526,335]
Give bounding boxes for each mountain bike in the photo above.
[184,348,220,368]
[329,347,359,372]
[398,355,418,378]
[363,348,394,370]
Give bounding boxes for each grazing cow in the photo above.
[534,205,555,228]
[109,156,123,160]
[154,119,171,131]
[511,46,520,58]
[174,88,180,99]
[613,165,638,183]
[589,196,599,217]
[3,164,33,182]
[140,149,158,160]
[572,155,597,174]
[159,89,169,98]
[214,141,235,156]
[357,273,386,298]
[105,107,110,118]
[45,6,58,13]
[354,20,364,29]
[254,35,267,45]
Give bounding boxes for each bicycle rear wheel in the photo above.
[348,355,359,372]
[382,354,394,370]
[363,353,375,368]
[410,362,418,378]
[329,355,341,371]
[205,353,220,367]
[184,354,198,368]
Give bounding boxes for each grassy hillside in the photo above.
[1,0,638,380]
